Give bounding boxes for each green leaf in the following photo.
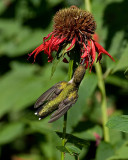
[74,125,102,141]
[112,44,128,73]
[124,68,128,80]
[66,144,81,155]
[28,119,53,134]
[0,1,9,15]
[51,43,74,78]
[56,146,69,153]
[56,131,89,149]
[106,115,128,133]
[51,57,62,79]
[107,142,128,160]
[56,144,81,156]
[106,75,128,88]
[0,19,52,57]
[96,142,114,160]
[0,122,24,145]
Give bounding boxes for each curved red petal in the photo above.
[93,40,115,61]
[67,37,76,51]
[90,40,96,65]
[28,44,44,62]
[81,44,87,58]
[55,37,66,46]
[43,32,53,42]
[93,33,99,42]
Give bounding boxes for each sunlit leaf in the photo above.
[66,143,81,155]
[106,115,128,133]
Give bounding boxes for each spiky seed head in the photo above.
[53,6,96,41]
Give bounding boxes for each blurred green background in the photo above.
[0,0,128,160]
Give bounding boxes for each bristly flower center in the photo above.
[53,6,96,42]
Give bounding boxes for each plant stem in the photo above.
[61,113,67,160]
[61,59,74,160]
[95,62,110,142]
[85,0,110,142]
[85,0,91,12]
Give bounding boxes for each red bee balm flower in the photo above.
[28,6,115,68]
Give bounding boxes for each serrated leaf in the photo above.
[106,115,128,133]
[56,131,89,149]
[56,145,81,156]
[66,144,81,155]
[0,122,24,145]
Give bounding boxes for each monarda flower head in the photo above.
[28,6,114,69]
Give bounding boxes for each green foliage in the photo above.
[0,122,25,145]
[0,0,128,160]
[106,115,128,133]
[96,142,114,160]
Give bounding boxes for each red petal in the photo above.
[93,40,115,61]
[43,32,53,42]
[93,33,99,42]
[90,40,96,65]
[55,37,66,46]
[67,37,76,51]
[81,43,88,58]
[28,44,44,62]
[84,58,89,69]
[81,43,91,58]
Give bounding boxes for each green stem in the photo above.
[85,0,91,12]
[95,62,110,142]
[61,59,74,160]
[85,0,110,142]
[61,113,67,160]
